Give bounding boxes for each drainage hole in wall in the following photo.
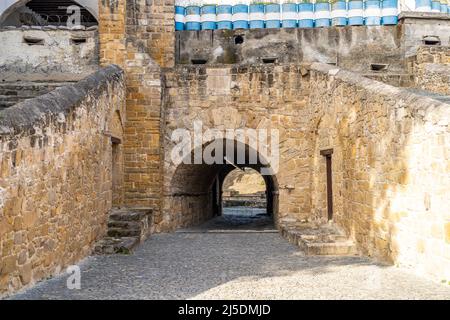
[422,36,441,46]
[71,37,87,45]
[23,37,44,45]
[234,35,244,45]
[370,63,389,71]
[262,57,277,64]
[191,59,208,65]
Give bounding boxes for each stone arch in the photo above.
[162,138,279,231]
[0,0,99,25]
[219,167,277,218]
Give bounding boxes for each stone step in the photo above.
[109,208,151,222]
[0,94,19,99]
[0,101,18,110]
[94,207,153,255]
[299,240,357,256]
[107,227,141,238]
[93,237,139,255]
[107,220,143,229]
[280,221,357,256]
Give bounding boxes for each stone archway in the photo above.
[161,138,279,231]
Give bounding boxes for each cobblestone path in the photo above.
[9,226,450,300]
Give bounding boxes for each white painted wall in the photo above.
[0,28,98,81]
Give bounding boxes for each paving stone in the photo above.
[8,232,450,300]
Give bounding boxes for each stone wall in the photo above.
[176,26,405,74]
[176,14,450,75]
[0,65,125,297]
[308,63,450,282]
[162,64,311,231]
[0,28,99,81]
[400,12,450,58]
[99,0,174,68]
[162,61,449,282]
[99,0,173,224]
[413,46,450,95]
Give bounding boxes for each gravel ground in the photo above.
[8,231,450,300]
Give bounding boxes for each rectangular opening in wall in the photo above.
[23,36,44,46]
[370,63,389,72]
[111,136,122,207]
[191,59,208,65]
[262,57,277,64]
[71,37,87,45]
[422,36,441,46]
[320,149,334,221]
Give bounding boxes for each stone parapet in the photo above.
[0,65,126,297]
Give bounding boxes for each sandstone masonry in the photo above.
[0,65,125,296]
[0,1,449,296]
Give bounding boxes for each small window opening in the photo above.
[370,63,389,71]
[23,36,44,45]
[71,37,87,45]
[422,36,441,46]
[262,57,277,64]
[191,58,208,65]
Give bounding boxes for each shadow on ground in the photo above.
[8,225,450,299]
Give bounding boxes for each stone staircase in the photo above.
[93,208,153,255]
[0,95,19,110]
[0,82,76,110]
[364,73,415,88]
[279,219,357,256]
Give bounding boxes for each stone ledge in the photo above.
[0,65,124,137]
[399,11,450,21]
[279,221,358,256]
[309,62,450,113]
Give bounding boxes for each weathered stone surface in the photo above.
[413,46,450,95]
[0,65,126,297]
[0,29,99,82]
[160,60,450,283]
[1,3,450,297]
[176,27,405,74]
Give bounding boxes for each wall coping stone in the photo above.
[399,11,450,22]
[310,62,449,111]
[0,65,123,137]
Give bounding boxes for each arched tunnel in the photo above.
[164,138,279,231]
